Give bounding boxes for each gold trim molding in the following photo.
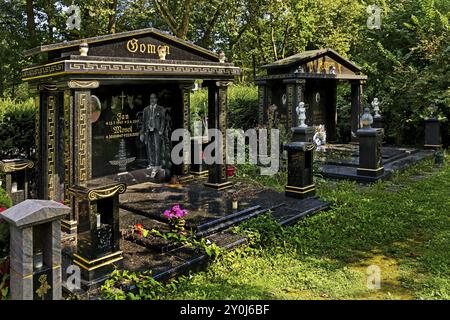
[68,80,100,89]
[87,183,127,201]
[0,161,34,173]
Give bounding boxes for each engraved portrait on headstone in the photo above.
[140,93,165,173]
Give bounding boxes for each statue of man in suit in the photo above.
[140,93,165,169]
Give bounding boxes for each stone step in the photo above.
[195,206,270,237]
[194,205,261,232]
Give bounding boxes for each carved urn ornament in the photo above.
[158,46,167,60]
[79,41,89,56]
[361,107,374,128]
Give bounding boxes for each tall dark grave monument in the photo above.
[424,105,442,149]
[357,108,384,178]
[284,106,315,199]
[284,142,315,199]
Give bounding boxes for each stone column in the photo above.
[30,87,42,199]
[9,226,33,300]
[178,83,194,182]
[67,80,97,228]
[204,81,232,190]
[325,80,337,142]
[38,84,58,200]
[282,79,306,129]
[256,80,267,126]
[350,80,362,143]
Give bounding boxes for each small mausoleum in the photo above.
[255,48,367,142]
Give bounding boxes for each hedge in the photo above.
[190,85,259,131]
[0,98,36,159]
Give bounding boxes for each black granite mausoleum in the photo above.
[256,49,367,142]
[22,27,241,231]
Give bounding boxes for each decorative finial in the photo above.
[296,102,307,128]
[361,107,374,128]
[219,51,226,63]
[79,40,89,56]
[371,97,380,117]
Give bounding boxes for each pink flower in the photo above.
[0,207,6,213]
[163,210,172,218]
[162,205,188,220]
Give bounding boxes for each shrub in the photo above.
[0,98,36,159]
[190,85,259,131]
[0,188,12,259]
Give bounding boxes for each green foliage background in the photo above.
[0,98,36,159]
[0,0,448,146]
[191,85,259,131]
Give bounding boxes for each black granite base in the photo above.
[319,147,434,182]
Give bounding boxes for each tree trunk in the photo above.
[26,0,36,37]
[108,0,119,33]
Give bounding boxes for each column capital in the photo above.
[38,84,58,92]
[68,80,99,89]
[283,79,306,85]
[215,81,233,88]
[179,82,194,91]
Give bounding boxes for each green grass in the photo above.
[101,158,450,300]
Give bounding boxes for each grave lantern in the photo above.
[284,142,316,199]
[0,159,34,205]
[357,108,384,178]
[67,182,126,289]
[1,199,70,300]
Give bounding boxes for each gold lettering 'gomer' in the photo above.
[126,38,170,56]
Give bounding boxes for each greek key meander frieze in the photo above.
[63,90,72,204]
[47,95,56,200]
[22,63,64,78]
[23,61,240,80]
[77,93,89,185]
[68,62,239,75]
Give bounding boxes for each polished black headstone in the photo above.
[283,142,315,199]
[424,118,441,149]
[357,127,384,177]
